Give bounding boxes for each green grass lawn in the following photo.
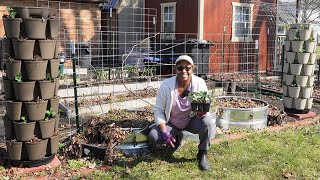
[79,123,320,179]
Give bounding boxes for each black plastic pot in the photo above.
[191,103,198,111]
[203,103,210,112]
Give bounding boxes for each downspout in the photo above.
[296,0,300,23]
[198,0,204,40]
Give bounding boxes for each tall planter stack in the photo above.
[2,7,60,166]
[283,23,317,114]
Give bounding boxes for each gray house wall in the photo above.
[118,0,147,56]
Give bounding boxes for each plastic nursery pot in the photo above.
[6,141,23,160]
[191,103,198,111]
[38,118,55,139]
[198,103,204,112]
[13,121,36,142]
[25,139,48,161]
[3,18,22,39]
[46,135,59,155]
[203,103,210,112]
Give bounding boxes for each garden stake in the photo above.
[255,40,260,94]
[71,41,80,133]
[318,59,320,85]
[280,43,285,85]
[108,8,112,80]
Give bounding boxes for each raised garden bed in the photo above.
[63,88,157,109]
[215,96,269,130]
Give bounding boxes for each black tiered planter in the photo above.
[2,6,60,167]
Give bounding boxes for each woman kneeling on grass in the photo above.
[148,55,216,171]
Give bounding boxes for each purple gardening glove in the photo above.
[162,130,176,148]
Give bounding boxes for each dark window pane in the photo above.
[164,22,174,32]
[235,6,242,14]
[243,7,250,14]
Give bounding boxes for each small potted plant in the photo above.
[299,24,312,41]
[6,139,23,160]
[297,48,310,64]
[23,56,48,81]
[305,36,317,53]
[13,116,36,142]
[12,73,36,101]
[187,91,213,112]
[25,137,48,161]
[288,80,300,98]
[38,107,56,139]
[38,73,56,100]
[2,6,22,39]
[292,32,304,52]
[4,56,21,80]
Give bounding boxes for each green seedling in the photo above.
[299,48,306,53]
[58,143,65,150]
[142,67,156,77]
[5,7,16,18]
[294,31,300,41]
[46,73,55,82]
[291,80,300,87]
[284,24,290,30]
[20,116,27,124]
[15,73,22,82]
[58,71,65,79]
[95,69,107,80]
[45,107,56,120]
[187,91,213,103]
[308,37,315,42]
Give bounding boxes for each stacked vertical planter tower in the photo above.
[2,7,60,167]
[283,23,318,114]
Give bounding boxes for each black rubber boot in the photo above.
[174,132,183,149]
[197,150,211,171]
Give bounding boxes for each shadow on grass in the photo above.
[116,146,195,169]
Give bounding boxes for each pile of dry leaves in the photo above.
[63,108,154,164]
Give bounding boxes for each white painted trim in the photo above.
[160,2,177,40]
[198,0,204,40]
[231,2,254,42]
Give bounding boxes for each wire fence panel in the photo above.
[30,0,320,133]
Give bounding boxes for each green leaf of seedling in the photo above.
[15,73,22,82]
[58,143,65,150]
[20,116,27,123]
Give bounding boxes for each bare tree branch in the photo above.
[300,0,320,22]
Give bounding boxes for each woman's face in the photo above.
[175,60,193,81]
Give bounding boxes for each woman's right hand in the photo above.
[161,130,176,148]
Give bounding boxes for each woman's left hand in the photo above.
[196,111,207,117]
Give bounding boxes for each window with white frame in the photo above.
[231,2,254,42]
[161,2,176,39]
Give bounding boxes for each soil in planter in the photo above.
[215,97,266,108]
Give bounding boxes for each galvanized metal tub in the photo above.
[216,96,269,130]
